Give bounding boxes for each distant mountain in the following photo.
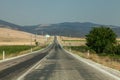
[23,22,120,37]
[0,20,22,30]
[0,19,120,37]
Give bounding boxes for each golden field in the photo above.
[0,28,53,46]
[58,36,86,46]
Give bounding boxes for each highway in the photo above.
[0,37,119,80]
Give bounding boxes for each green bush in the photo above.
[86,26,117,53]
[104,43,115,54]
[65,46,95,53]
[104,44,120,55]
[114,44,120,55]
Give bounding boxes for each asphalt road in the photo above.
[21,38,117,80]
[0,37,118,80]
[0,43,54,80]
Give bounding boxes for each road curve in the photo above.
[19,37,118,80]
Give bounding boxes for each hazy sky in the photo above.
[0,0,120,26]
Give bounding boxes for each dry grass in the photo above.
[90,54,118,70]
[58,36,86,46]
[0,28,31,41]
[58,36,120,46]
[67,49,120,71]
[88,54,120,71]
[0,28,53,46]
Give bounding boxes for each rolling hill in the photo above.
[0,19,120,37]
[0,27,47,45]
[0,20,21,30]
[23,22,120,37]
[0,27,33,45]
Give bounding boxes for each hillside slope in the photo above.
[0,28,46,45]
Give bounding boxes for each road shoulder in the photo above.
[65,49,120,80]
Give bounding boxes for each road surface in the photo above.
[0,37,119,80]
[0,43,53,80]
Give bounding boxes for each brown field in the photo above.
[58,36,86,46]
[58,36,120,46]
[0,28,53,59]
[0,28,53,46]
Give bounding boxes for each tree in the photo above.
[86,26,117,53]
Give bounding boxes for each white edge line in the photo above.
[17,55,47,80]
[0,48,45,63]
[58,39,120,80]
[0,39,53,63]
[17,42,53,80]
[18,38,120,80]
[65,50,120,80]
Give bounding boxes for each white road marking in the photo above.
[35,64,41,69]
[66,50,120,80]
[16,38,120,80]
[16,43,53,80]
[17,57,46,80]
[0,48,45,63]
[58,37,120,80]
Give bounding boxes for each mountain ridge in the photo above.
[0,19,120,37]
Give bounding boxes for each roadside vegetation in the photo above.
[86,26,120,56]
[65,46,120,71]
[0,36,53,60]
[64,26,120,71]
[0,45,43,60]
[62,40,85,42]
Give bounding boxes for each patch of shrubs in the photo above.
[104,44,120,55]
